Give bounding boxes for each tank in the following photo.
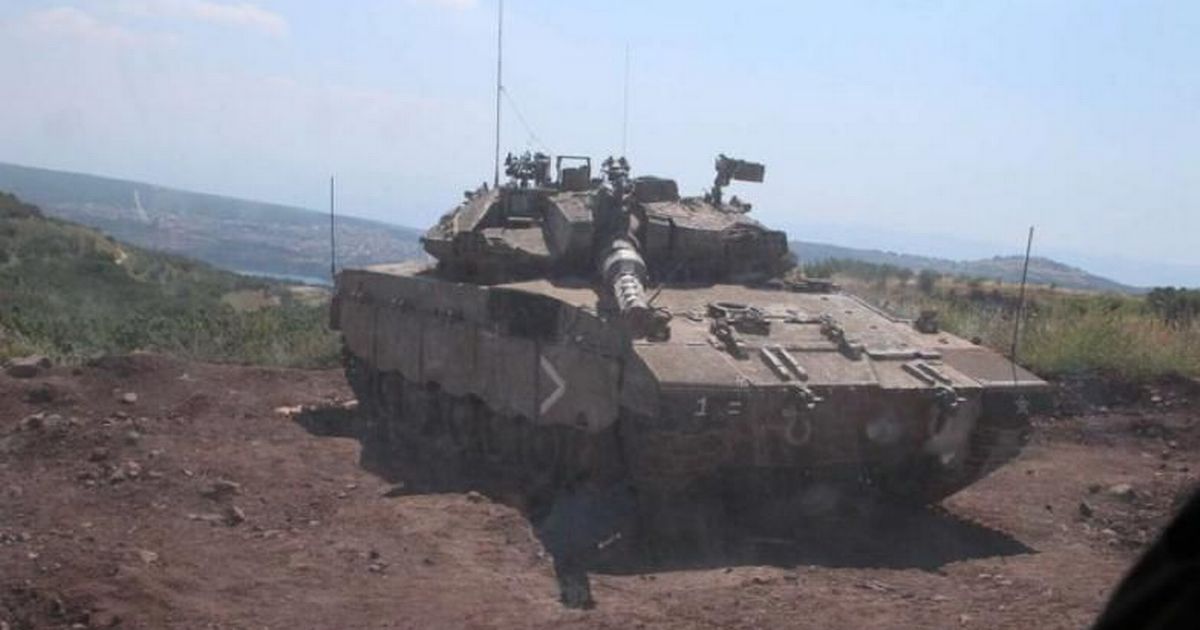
[330,151,1048,565]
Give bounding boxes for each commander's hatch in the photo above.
[556,155,592,192]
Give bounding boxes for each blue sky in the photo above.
[1,1,1197,285]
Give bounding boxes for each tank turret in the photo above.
[422,152,789,282]
[420,152,788,337]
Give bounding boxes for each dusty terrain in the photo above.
[2,354,1197,629]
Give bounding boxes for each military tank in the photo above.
[330,151,1047,544]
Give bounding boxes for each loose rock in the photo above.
[200,479,242,500]
[1108,483,1136,500]
[19,413,46,431]
[23,384,56,404]
[90,610,121,628]
[222,505,246,526]
[108,460,142,484]
[6,355,51,379]
[119,392,139,405]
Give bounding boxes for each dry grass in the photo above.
[836,274,1200,380]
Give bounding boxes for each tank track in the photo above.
[343,349,630,513]
[346,345,1024,507]
[866,416,1029,505]
[342,344,1026,555]
[344,348,644,607]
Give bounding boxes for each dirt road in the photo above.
[2,354,1196,629]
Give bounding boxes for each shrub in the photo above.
[917,269,940,294]
[0,194,339,368]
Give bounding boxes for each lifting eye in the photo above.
[781,406,812,446]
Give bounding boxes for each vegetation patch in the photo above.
[0,192,338,368]
[803,258,1200,381]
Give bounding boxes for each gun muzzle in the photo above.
[602,239,650,314]
[600,238,669,339]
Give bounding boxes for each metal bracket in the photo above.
[760,345,808,382]
[819,315,864,360]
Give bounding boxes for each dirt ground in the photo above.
[2,354,1197,629]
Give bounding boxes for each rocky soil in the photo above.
[2,354,1197,629]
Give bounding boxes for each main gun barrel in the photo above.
[602,238,650,315]
[598,212,669,339]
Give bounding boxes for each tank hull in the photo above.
[332,264,1048,507]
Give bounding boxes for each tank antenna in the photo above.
[1009,226,1034,378]
[621,43,630,156]
[493,0,504,188]
[329,175,337,281]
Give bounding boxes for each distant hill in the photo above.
[791,240,1139,294]
[0,162,423,284]
[0,192,335,365]
[0,161,1138,293]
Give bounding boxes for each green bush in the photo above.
[0,193,338,368]
[917,269,940,294]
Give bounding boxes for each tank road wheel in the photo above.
[869,447,992,506]
[521,423,563,489]
[631,485,731,562]
[419,383,445,439]
[375,372,408,445]
[444,396,478,456]
[868,458,945,505]
[484,412,522,469]
[342,347,373,414]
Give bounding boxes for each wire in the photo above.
[500,85,550,153]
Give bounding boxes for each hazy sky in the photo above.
[1,1,1197,285]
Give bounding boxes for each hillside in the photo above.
[792,240,1138,293]
[0,193,336,365]
[0,161,1140,293]
[0,162,423,284]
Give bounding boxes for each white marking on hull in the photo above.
[540,354,566,415]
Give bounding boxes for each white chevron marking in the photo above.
[539,355,566,415]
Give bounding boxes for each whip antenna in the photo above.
[621,43,630,156]
[329,175,336,281]
[493,0,503,188]
[1010,226,1034,380]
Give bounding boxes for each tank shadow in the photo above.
[292,404,524,500]
[593,498,1032,575]
[293,404,1033,604]
[292,404,359,438]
